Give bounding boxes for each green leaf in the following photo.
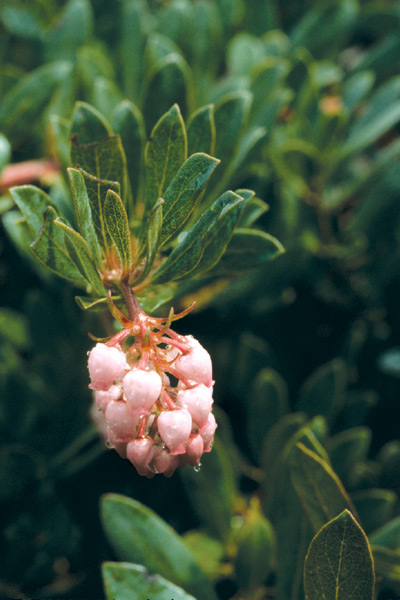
[260,413,308,481]
[247,368,289,463]
[30,207,87,285]
[213,228,284,274]
[70,136,128,204]
[44,0,93,61]
[213,91,252,166]
[371,546,400,583]
[68,168,102,268]
[159,153,220,247]
[152,190,243,283]
[119,0,150,102]
[75,295,118,312]
[144,104,187,212]
[91,76,124,122]
[327,427,371,489]
[227,33,265,76]
[135,198,163,284]
[70,101,112,145]
[0,308,29,350]
[10,185,53,236]
[237,194,269,227]
[54,221,105,296]
[112,100,146,204]
[369,516,400,551]
[179,437,236,542]
[187,105,216,156]
[182,532,224,580]
[0,133,11,173]
[104,190,132,274]
[234,498,276,593]
[77,168,120,254]
[142,53,192,128]
[102,562,197,600]
[290,442,357,533]
[352,489,397,535]
[304,510,375,600]
[0,61,72,139]
[342,71,375,113]
[297,358,347,421]
[100,494,217,600]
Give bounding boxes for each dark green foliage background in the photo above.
[2,1,400,598]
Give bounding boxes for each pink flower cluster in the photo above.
[88,335,217,477]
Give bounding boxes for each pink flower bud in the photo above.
[127,437,155,476]
[95,384,121,411]
[157,409,192,455]
[123,368,162,414]
[106,429,128,458]
[88,343,127,390]
[186,434,204,466]
[173,337,213,386]
[177,384,213,427]
[105,400,139,441]
[200,412,217,452]
[150,447,179,477]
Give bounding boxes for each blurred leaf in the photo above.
[104,189,131,274]
[352,489,397,535]
[70,101,112,145]
[144,104,187,212]
[68,167,102,269]
[136,198,163,284]
[0,309,29,350]
[0,61,72,139]
[91,77,124,122]
[342,70,375,113]
[213,91,252,166]
[112,100,146,204]
[297,358,347,421]
[234,498,275,593]
[44,0,93,61]
[119,0,150,102]
[0,4,47,40]
[0,133,11,173]
[152,190,243,283]
[369,516,400,551]
[213,228,284,274]
[247,367,289,463]
[102,562,197,600]
[159,153,220,248]
[260,412,308,480]
[290,442,357,533]
[187,105,216,157]
[101,494,216,600]
[304,510,375,600]
[10,185,53,236]
[327,427,371,489]
[182,532,224,580]
[227,33,265,76]
[179,436,236,542]
[371,546,400,584]
[30,206,87,285]
[237,195,269,227]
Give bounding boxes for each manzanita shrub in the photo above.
[2,1,400,599]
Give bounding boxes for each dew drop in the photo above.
[105,439,113,449]
[193,463,202,473]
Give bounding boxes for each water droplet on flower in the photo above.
[193,463,202,473]
[106,439,113,449]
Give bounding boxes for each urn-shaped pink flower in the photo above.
[157,408,192,455]
[123,368,162,414]
[88,343,126,390]
[173,337,213,386]
[177,384,213,427]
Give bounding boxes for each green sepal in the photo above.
[187,104,216,156]
[144,103,187,212]
[54,220,106,296]
[213,228,284,274]
[104,189,132,274]
[304,510,375,600]
[70,100,112,145]
[10,185,54,236]
[152,190,244,283]
[68,167,103,269]
[159,153,220,248]
[102,562,197,600]
[30,206,87,285]
[100,494,217,600]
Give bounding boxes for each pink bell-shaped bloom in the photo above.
[95,384,121,412]
[127,437,155,476]
[150,447,180,477]
[157,409,192,455]
[105,400,140,441]
[186,433,204,466]
[88,343,127,390]
[106,428,128,458]
[177,384,213,427]
[200,412,217,452]
[172,336,213,386]
[123,368,162,414]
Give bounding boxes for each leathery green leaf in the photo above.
[70,101,112,145]
[214,228,284,274]
[78,168,120,254]
[68,168,102,268]
[290,442,357,533]
[297,358,347,421]
[10,185,53,236]
[304,510,375,600]
[102,562,197,600]
[187,104,216,156]
[213,91,252,164]
[352,489,397,535]
[152,190,243,283]
[144,103,187,212]
[55,221,105,296]
[70,135,128,204]
[135,198,163,284]
[30,206,87,285]
[104,189,131,274]
[327,427,371,489]
[100,494,217,600]
[159,152,220,247]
